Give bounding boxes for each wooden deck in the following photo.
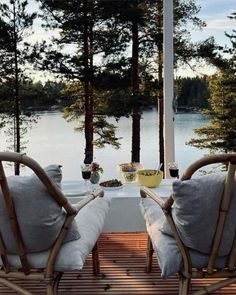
[0,233,236,294]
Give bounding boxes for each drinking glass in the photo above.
[168,162,179,178]
[81,164,91,193]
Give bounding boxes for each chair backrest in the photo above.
[175,154,236,274]
[0,151,76,275]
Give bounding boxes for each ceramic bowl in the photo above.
[137,169,163,188]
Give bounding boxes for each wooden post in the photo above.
[163,0,175,177]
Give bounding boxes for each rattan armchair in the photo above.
[0,152,110,294]
[140,154,236,295]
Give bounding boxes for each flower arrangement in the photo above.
[91,162,103,174]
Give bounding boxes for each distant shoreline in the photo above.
[176,106,202,114]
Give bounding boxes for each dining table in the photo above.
[62,179,174,232]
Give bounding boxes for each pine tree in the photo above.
[188,10,236,154]
[188,71,236,153]
[0,0,37,174]
[37,0,121,162]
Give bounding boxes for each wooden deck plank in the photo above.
[0,233,236,294]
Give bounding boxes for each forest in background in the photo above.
[0,76,209,112]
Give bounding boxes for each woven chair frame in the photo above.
[141,153,236,295]
[0,152,103,295]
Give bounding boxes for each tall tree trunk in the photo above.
[13,1,20,175]
[83,0,93,163]
[131,0,141,163]
[89,3,94,158]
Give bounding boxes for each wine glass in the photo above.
[81,164,91,193]
[168,162,179,178]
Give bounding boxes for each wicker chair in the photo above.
[140,154,236,295]
[0,152,110,294]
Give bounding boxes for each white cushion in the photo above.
[161,172,236,256]
[0,165,80,254]
[140,197,181,277]
[5,196,110,271]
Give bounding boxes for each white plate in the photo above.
[99,184,123,191]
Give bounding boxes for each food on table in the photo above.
[118,163,137,183]
[119,163,136,172]
[140,171,160,176]
[137,169,163,188]
[100,179,123,187]
[122,171,137,182]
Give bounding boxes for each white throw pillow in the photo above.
[161,172,236,256]
[0,165,80,254]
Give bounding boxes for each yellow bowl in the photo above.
[137,169,163,188]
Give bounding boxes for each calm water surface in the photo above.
[0,109,209,180]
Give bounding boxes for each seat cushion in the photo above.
[140,197,228,278]
[140,197,182,277]
[160,172,236,256]
[152,230,228,278]
[5,196,110,271]
[0,165,80,254]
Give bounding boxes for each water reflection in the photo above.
[0,109,209,180]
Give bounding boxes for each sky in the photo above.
[191,0,235,45]
[179,0,236,76]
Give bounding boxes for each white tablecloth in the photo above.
[62,179,173,232]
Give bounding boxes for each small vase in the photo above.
[90,171,100,184]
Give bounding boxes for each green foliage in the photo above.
[176,76,209,109]
[188,11,236,154]
[62,82,122,149]
[1,111,38,151]
[195,37,229,70]
[187,71,236,153]
[0,0,37,78]
[36,0,108,80]
[0,0,38,165]
[93,61,156,117]
[93,116,121,149]
[0,79,65,111]
[62,82,84,119]
[173,0,206,66]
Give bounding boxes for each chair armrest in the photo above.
[140,186,173,212]
[46,189,104,277]
[73,189,104,213]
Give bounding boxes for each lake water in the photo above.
[0,109,209,180]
